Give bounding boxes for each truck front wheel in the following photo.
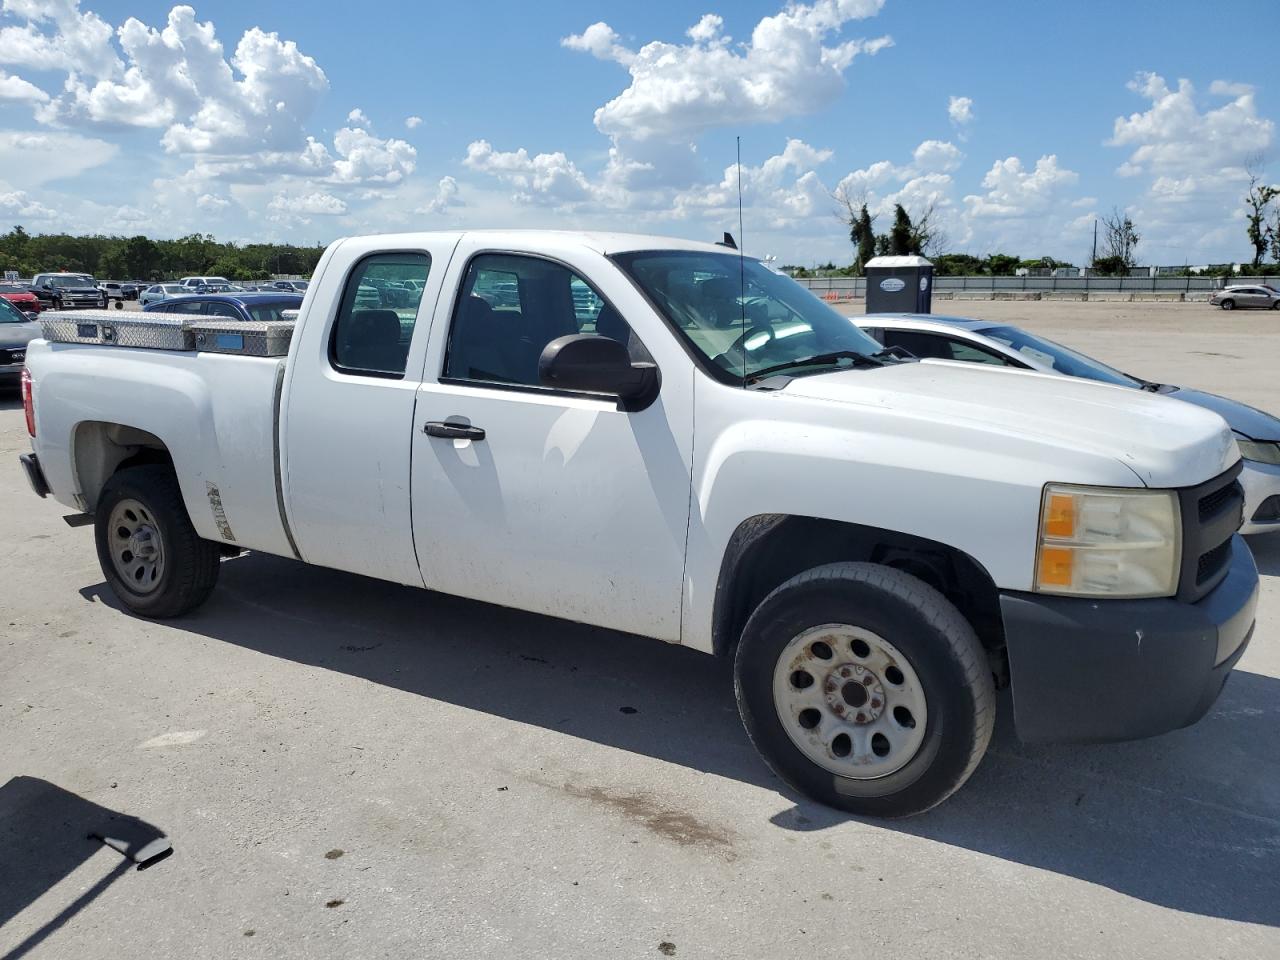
[734,562,995,818]
[94,465,221,618]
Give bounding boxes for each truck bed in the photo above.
[25,320,297,560]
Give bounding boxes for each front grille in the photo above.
[1176,465,1243,602]
[1196,539,1232,585]
[1198,482,1238,522]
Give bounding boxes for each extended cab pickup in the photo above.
[18,231,1259,817]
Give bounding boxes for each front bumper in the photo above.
[1001,535,1258,743]
[1239,458,1280,533]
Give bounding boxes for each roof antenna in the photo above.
[736,135,747,385]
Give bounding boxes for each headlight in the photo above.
[1233,433,1280,465]
[1034,484,1181,598]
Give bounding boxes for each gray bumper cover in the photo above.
[1001,535,1258,743]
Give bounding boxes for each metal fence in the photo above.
[795,275,1280,300]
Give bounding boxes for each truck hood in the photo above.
[779,359,1238,488]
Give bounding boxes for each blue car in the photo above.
[143,292,303,323]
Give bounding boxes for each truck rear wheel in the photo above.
[94,465,221,618]
[734,562,995,818]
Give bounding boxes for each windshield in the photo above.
[0,297,27,323]
[49,275,95,288]
[980,325,1140,387]
[613,250,884,382]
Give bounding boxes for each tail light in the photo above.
[21,367,35,437]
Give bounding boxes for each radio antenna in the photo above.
[737,135,747,384]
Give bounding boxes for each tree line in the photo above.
[0,226,326,281]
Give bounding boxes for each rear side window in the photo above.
[331,252,431,378]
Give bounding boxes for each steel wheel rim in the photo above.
[772,624,929,780]
[108,498,166,595]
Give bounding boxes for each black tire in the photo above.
[1271,300,1279,310]
[1221,298,1235,310]
[52,296,63,311]
[734,562,995,818]
[94,464,221,618]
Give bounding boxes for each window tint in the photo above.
[164,300,207,315]
[947,340,1014,365]
[331,252,431,377]
[445,253,647,387]
[204,302,242,319]
[882,330,1012,365]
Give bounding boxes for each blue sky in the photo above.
[0,0,1276,266]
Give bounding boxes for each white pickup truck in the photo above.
[18,231,1259,817]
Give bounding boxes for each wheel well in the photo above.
[73,421,173,512]
[712,515,1006,661]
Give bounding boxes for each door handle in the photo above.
[424,420,486,441]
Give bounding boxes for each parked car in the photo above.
[143,292,303,322]
[858,313,1280,533]
[177,276,233,291]
[20,231,1257,818]
[0,295,40,386]
[270,279,309,292]
[31,272,107,310]
[99,281,128,302]
[139,284,190,307]
[0,281,42,314]
[1208,285,1280,310]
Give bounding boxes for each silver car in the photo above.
[0,296,40,387]
[857,312,1280,534]
[1208,284,1280,310]
[139,283,189,307]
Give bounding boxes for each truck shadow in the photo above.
[80,551,1280,928]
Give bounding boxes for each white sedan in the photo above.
[858,313,1280,535]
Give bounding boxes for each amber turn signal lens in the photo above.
[1044,493,1075,539]
[1038,546,1074,586]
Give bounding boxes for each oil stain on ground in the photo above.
[557,782,735,856]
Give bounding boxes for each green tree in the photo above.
[889,204,913,256]
[983,253,1020,275]
[123,235,161,279]
[1244,163,1278,269]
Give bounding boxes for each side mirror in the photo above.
[23,310,38,321]
[41,282,52,290]
[538,334,659,411]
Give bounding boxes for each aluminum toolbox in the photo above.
[41,311,195,350]
[189,320,295,357]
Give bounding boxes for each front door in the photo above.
[410,247,693,641]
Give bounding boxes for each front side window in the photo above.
[444,253,647,388]
[331,252,431,377]
[204,302,242,319]
[613,251,883,383]
[248,301,301,323]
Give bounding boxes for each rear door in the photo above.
[281,234,460,586]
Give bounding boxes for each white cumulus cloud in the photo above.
[404,115,422,129]
[268,191,347,216]
[0,68,48,102]
[562,1,892,142]
[415,175,460,215]
[947,95,973,127]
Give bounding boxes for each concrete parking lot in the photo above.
[2,300,1277,959]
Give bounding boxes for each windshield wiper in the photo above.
[747,350,885,382]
